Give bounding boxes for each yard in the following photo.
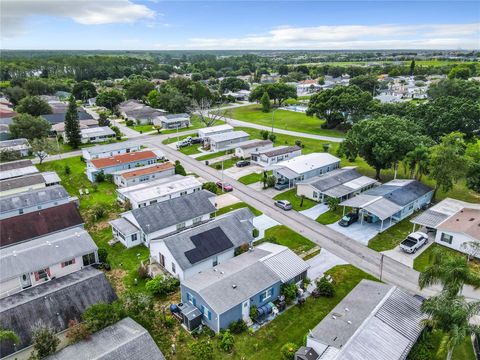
[273,188,317,211]
[196,150,228,161]
[367,216,414,252]
[259,225,316,255]
[215,202,262,217]
[238,170,272,185]
[316,206,344,225]
[408,329,476,360]
[209,156,238,170]
[226,104,344,138]
[413,243,480,277]
[129,124,155,133]
[172,264,377,360]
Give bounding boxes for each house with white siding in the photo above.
[206,131,249,152]
[198,124,233,139]
[234,140,273,159]
[0,138,31,157]
[154,113,191,129]
[251,146,302,167]
[109,190,217,248]
[150,208,255,280]
[82,141,141,160]
[113,161,175,187]
[0,160,39,181]
[0,172,61,197]
[0,227,98,298]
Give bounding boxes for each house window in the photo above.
[187,292,196,305]
[131,233,138,242]
[201,306,212,320]
[19,209,24,215]
[212,256,218,267]
[34,269,50,281]
[150,200,157,205]
[260,287,273,302]
[176,222,186,231]
[172,262,176,274]
[82,253,96,266]
[313,191,318,198]
[440,233,453,244]
[61,259,75,268]
[180,191,187,196]
[193,216,202,225]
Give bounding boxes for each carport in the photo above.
[410,209,449,233]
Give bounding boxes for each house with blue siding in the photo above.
[180,242,309,333]
[273,153,341,188]
[339,179,434,232]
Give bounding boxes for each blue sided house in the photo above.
[339,179,434,231]
[180,242,309,333]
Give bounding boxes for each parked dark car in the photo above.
[274,200,292,211]
[338,212,359,227]
[236,160,250,167]
[216,181,233,192]
[274,180,289,190]
[190,137,204,144]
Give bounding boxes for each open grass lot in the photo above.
[47,138,123,155]
[413,243,480,277]
[238,170,272,185]
[260,225,316,255]
[209,156,238,170]
[316,207,344,225]
[236,127,480,204]
[226,104,344,138]
[367,216,414,252]
[173,264,377,359]
[273,188,317,211]
[215,201,262,217]
[196,150,228,161]
[409,329,476,360]
[129,124,155,133]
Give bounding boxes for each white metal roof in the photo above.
[198,124,233,136]
[257,243,310,283]
[208,130,249,143]
[343,176,378,191]
[81,126,115,138]
[0,166,39,181]
[275,153,340,176]
[42,171,61,185]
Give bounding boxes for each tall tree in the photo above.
[409,59,416,76]
[429,132,469,194]
[466,140,480,193]
[96,89,125,112]
[404,145,432,180]
[9,114,51,140]
[16,96,52,116]
[72,81,97,102]
[31,137,56,164]
[189,98,226,127]
[125,79,155,100]
[261,91,271,112]
[349,75,379,94]
[64,96,81,148]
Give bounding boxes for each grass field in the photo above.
[260,225,316,255]
[409,329,476,360]
[209,156,238,170]
[215,201,262,217]
[238,170,272,185]
[226,104,344,138]
[315,207,344,225]
[273,188,317,211]
[368,216,414,252]
[196,150,228,161]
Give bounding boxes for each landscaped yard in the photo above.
[172,264,378,359]
[413,243,480,277]
[368,216,414,252]
[196,150,228,161]
[259,225,316,255]
[226,104,344,138]
[273,188,317,211]
[238,170,272,185]
[209,156,238,170]
[316,206,345,225]
[408,329,476,360]
[215,201,262,217]
[129,124,155,133]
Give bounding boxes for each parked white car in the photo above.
[399,231,429,254]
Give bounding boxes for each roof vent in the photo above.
[345,307,350,312]
[332,315,336,320]
[347,320,352,325]
[469,218,475,221]
[220,271,224,275]
[46,241,51,246]
[12,251,17,257]
[232,284,237,289]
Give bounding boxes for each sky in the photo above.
[1,0,479,50]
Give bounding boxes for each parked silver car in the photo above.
[274,200,292,211]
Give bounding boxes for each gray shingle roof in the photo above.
[384,181,433,206]
[0,267,117,356]
[256,145,301,157]
[0,138,29,148]
[160,208,254,271]
[44,317,165,360]
[84,141,140,156]
[131,190,216,234]
[0,227,97,282]
[0,173,45,192]
[301,168,361,192]
[0,160,33,171]
[0,185,69,214]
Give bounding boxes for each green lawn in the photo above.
[316,207,345,225]
[179,144,202,155]
[238,170,272,185]
[196,150,228,161]
[413,243,480,277]
[160,116,225,135]
[173,265,377,360]
[259,225,316,255]
[368,216,414,252]
[408,329,476,360]
[226,104,344,138]
[215,202,262,217]
[273,188,317,211]
[209,156,238,170]
[48,138,122,155]
[129,124,155,133]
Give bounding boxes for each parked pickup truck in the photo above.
[399,232,429,254]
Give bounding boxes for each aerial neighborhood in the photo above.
[0,3,479,359]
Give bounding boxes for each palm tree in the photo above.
[404,145,430,180]
[419,247,480,296]
[421,292,480,360]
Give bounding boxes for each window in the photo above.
[187,292,196,305]
[176,222,186,231]
[180,191,187,196]
[212,256,218,267]
[34,269,49,281]
[149,200,157,205]
[313,191,318,198]
[61,259,75,268]
[19,209,24,215]
[171,262,176,274]
[82,252,96,266]
[131,233,138,242]
[260,287,273,302]
[440,233,453,244]
[201,305,212,320]
[193,216,203,225]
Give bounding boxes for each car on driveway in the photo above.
[190,137,204,144]
[236,160,250,167]
[216,181,233,192]
[274,200,292,211]
[176,138,192,148]
[274,180,289,190]
[338,212,359,227]
[400,231,429,254]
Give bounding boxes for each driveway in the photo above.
[382,234,434,268]
[224,165,263,180]
[327,221,379,246]
[253,214,280,239]
[215,193,241,208]
[307,248,349,284]
[247,182,282,198]
[299,204,329,220]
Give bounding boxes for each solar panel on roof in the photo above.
[184,227,234,264]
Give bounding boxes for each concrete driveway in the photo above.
[253,214,280,239]
[224,165,263,180]
[247,182,283,198]
[327,221,379,246]
[382,235,434,268]
[299,204,329,220]
[215,193,241,208]
[307,248,349,287]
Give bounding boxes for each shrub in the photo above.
[268,133,277,142]
[105,174,113,183]
[82,302,124,332]
[91,204,107,221]
[302,277,311,289]
[189,339,214,360]
[64,165,71,175]
[97,248,108,263]
[228,319,248,334]
[234,243,250,256]
[316,277,335,298]
[281,283,298,304]
[322,143,331,152]
[266,175,276,188]
[137,264,149,279]
[252,228,259,238]
[219,330,235,352]
[260,129,269,140]
[175,160,187,176]
[122,292,155,328]
[281,342,297,360]
[327,197,340,212]
[249,305,258,320]
[145,275,180,297]
[95,171,105,183]
[126,119,135,126]
[30,322,60,359]
[202,182,218,194]
[295,139,302,147]
[65,320,90,344]
[215,163,222,170]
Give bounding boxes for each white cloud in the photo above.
[156,23,480,50]
[1,0,155,38]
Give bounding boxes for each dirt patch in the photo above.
[106,269,128,295]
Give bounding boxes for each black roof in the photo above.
[385,181,433,206]
[185,227,234,264]
[40,110,93,124]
